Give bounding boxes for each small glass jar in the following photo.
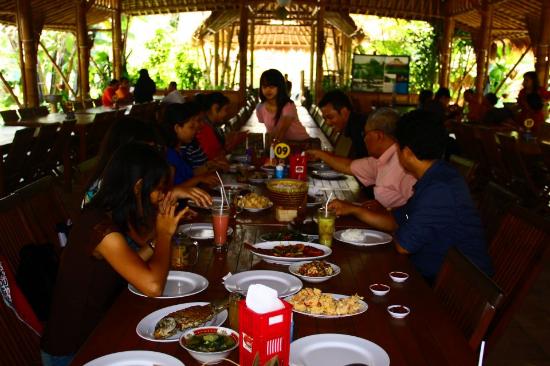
[171,232,199,270]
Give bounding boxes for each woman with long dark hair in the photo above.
[41,143,193,366]
[516,71,550,133]
[256,69,309,141]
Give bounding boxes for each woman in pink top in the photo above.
[256,69,310,141]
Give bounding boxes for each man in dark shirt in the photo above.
[318,90,367,158]
[329,110,493,284]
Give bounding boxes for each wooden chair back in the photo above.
[0,109,20,123]
[434,247,503,350]
[25,124,60,180]
[449,154,478,187]
[453,124,483,162]
[2,128,35,193]
[17,107,35,120]
[478,181,521,243]
[539,140,550,172]
[497,133,539,197]
[487,205,550,345]
[87,111,117,158]
[44,120,76,174]
[478,128,508,182]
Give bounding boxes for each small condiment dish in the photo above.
[289,261,340,283]
[389,271,409,283]
[369,283,390,296]
[387,305,410,319]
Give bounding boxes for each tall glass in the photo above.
[317,207,336,247]
[212,203,230,251]
[171,232,199,270]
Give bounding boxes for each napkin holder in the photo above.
[239,299,292,366]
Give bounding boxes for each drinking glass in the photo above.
[171,232,199,270]
[317,207,336,247]
[211,203,230,251]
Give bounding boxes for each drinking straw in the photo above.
[477,340,486,366]
[325,192,333,213]
[215,171,229,210]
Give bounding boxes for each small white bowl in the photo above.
[387,305,410,319]
[369,283,390,296]
[389,271,409,283]
[289,261,341,283]
[179,326,238,365]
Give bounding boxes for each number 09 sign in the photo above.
[274,143,291,159]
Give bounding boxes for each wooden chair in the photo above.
[43,120,76,189]
[33,106,49,117]
[487,205,550,346]
[17,107,35,120]
[497,133,539,199]
[478,128,508,183]
[0,109,20,123]
[434,247,504,350]
[539,140,550,173]
[478,181,522,243]
[25,124,60,181]
[449,154,478,188]
[2,128,35,194]
[87,111,117,158]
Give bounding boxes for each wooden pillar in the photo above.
[535,0,550,88]
[214,32,219,87]
[76,0,90,102]
[343,36,352,85]
[238,1,248,100]
[309,23,315,91]
[315,2,325,102]
[475,0,493,103]
[112,0,123,80]
[250,16,255,89]
[16,0,39,107]
[439,16,455,88]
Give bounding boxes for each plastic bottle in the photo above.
[275,164,284,179]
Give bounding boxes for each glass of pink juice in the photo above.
[211,204,230,250]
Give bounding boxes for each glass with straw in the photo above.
[212,172,231,251]
[317,192,336,247]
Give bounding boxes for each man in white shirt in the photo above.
[161,81,185,104]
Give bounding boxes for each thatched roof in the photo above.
[0,0,542,48]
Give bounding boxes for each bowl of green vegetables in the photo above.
[179,326,238,364]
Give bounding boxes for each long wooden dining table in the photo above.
[69,173,476,366]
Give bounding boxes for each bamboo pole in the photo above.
[221,24,235,88]
[0,71,23,108]
[76,0,90,103]
[16,0,39,107]
[112,0,122,80]
[250,16,255,89]
[38,40,77,99]
[90,57,108,85]
[214,32,219,87]
[536,0,550,88]
[475,0,493,103]
[439,16,455,88]
[332,27,341,75]
[238,0,249,100]
[495,45,531,94]
[315,2,325,102]
[310,23,315,90]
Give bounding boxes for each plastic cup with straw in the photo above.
[212,172,231,250]
[317,192,336,247]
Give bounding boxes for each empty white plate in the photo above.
[290,334,389,366]
[224,270,302,298]
[83,350,185,366]
[178,223,233,240]
[128,271,208,299]
[312,170,345,179]
[333,229,392,246]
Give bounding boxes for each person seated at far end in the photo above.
[463,89,489,123]
[308,108,416,209]
[162,81,185,105]
[318,90,367,158]
[115,77,132,104]
[330,110,493,284]
[102,79,119,107]
[481,93,514,126]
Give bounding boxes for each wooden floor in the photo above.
[58,106,550,365]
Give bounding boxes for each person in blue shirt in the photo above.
[330,109,493,284]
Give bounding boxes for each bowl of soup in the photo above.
[179,326,238,364]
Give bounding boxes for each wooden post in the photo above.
[38,41,78,99]
[315,2,325,102]
[309,23,315,91]
[250,16,255,89]
[76,0,90,102]
[221,24,235,88]
[16,0,39,107]
[439,16,455,88]
[475,0,493,103]
[238,0,248,100]
[214,32,219,87]
[0,71,23,108]
[535,0,550,88]
[112,0,123,80]
[495,46,531,93]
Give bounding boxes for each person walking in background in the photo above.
[134,69,156,103]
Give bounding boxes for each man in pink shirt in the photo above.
[307,108,416,209]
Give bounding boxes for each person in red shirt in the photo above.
[463,89,488,123]
[516,71,549,134]
[101,79,119,107]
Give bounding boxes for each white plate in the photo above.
[258,233,317,243]
[213,183,252,192]
[224,270,303,297]
[231,154,249,163]
[178,223,233,240]
[84,351,185,366]
[261,166,275,173]
[136,302,228,343]
[312,170,345,179]
[308,161,332,171]
[333,229,392,246]
[250,241,331,265]
[188,196,223,209]
[288,261,341,283]
[290,334,390,366]
[242,201,273,212]
[306,194,324,207]
[249,176,266,184]
[285,293,368,318]
[128,271,208,299]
